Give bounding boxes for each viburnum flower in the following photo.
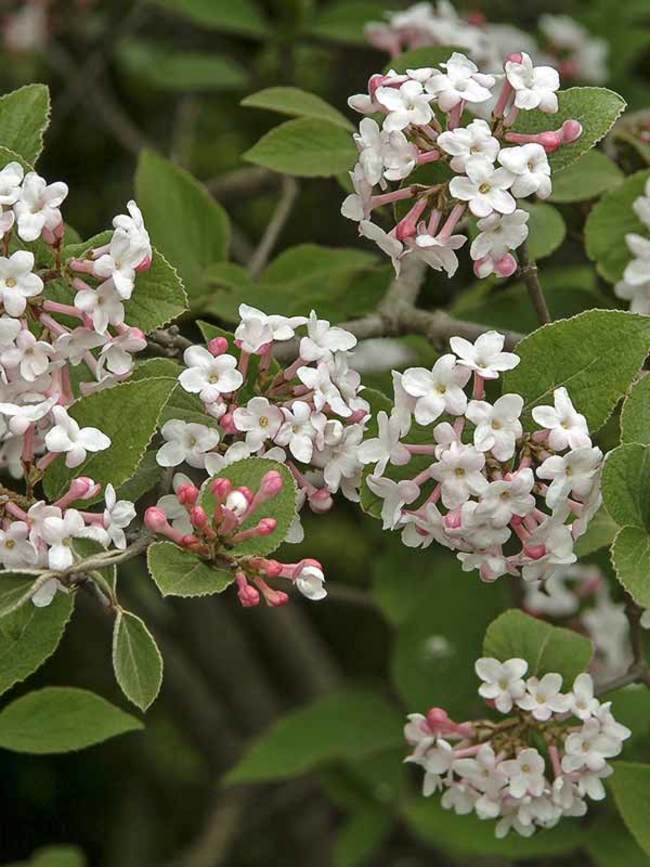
[469,210,530,278]
[505,52,560,113]
[498,144,552,199]
[569,673,600,722]
[359,220,404,272]
[93,231,147,300]
[0,161,24,205]
[465,393,524,460]
[448,156,516,218]
[235,304,305,353]
[501,748,546,797]
[413,231,466,276]
[41,509,107,571]
[476,469,536,526]
[436,119,500,173]
[0,250,43,316]
[375,78,433,131]
[353,117,417,184]
[426,52,495,110]
[233,396,284,452]
[531,387,591,451]
[0,521,38,568]
[179,346,243,403]
[13,171,68,242]
[475,656,528,712]
[274,401,325,463]
[429,442,488,508]
[366,475,420,529]
[0,329,53,382]
[516,673,571,720]
[44,406,111,468]
[299,310,357,362]
[401,354,471,424]
[622,234,650,286]
[102,484,136,550]
[293,561,327,601]
[358,410,411,476]
[537,446,603,510]
[449,331,520,379]
[74,281,125,334]
[156,420,220,469]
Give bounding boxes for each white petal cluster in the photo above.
[364,3,608,85]
[405,662,629,838]
[615,179,650,315]
[343,48,576,280]
[359,330,603,585]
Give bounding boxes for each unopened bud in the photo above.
[258,517,277,536]
[426,707,451,730]
[207,336,229,357]
[226,490,250,517]
[494,253,517,278]
[177,483,199,506]
[505,51,523,64]
[238,584,260,607]
[261,470,284,497]
[220,412,237,434]
[309,488,333,514]
[190,506,209,528]
[560,119,582,144]
[144,507,170,533]
[263,559,283,578]
[211,477,232,500]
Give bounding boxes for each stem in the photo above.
[518,242,551,326]
[248,176,299,279]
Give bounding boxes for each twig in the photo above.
[173,788,250,867]
[248,176,299,279]
[518,242,551,326]
[207,167,278,201]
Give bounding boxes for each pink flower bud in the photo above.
[69,477,96,499]
[494,253,517,278]
[220,412,237,434]
[211,477,232,500]
[309,488,333,514]
[506,51,523,64]
[524,544,546,560]
[190,506,209,528]
[238,584,260,607]
[207,336,229,357]
[426,707,451,731]
[261,470,284,497]
[443,510,462,530]
[560,119,582,144]
[258,517,277,536]
[181,533,201,548]
[263,559,283,577]
[177,483,199,506]
[144,507,170,533]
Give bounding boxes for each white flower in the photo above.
[568,673,600,721]
[561,719,622,773]
[426,52,495,111]
[449,156,515,218]
[475,657,528,713]
[466,393,523,460]
[93,231,146,300]
[401,354,470,425]
[41,509,107,571]
[156,473,194,535]
[0,161,24,205]
[112,200,151,264]
[430,442,488,509]
[156,420,220,469]
[0,329,53,382]
[103,484,136,550]
[294,563,327,601]
[299,311,357,363]
[54,327,106,365]
[297,356,359,419]
[455,501,511,549]
[316,423,365,497]
[517,673,571,720]
[537,446,602,510]
[235,304,306,353]
[498,144,552,199]
[341,165,374,222]
[32,578,65,608]
[375,78,433,132]
[98,329,146,377]
[531,387,591,451]
[505,52,560,113]
[401,502,450,550]
[521,519,577,583]
[0,521,38,568]
[179,346,243,403]
[365,475,420,530]
[632,183,650,229]
[359,220,404,273]
[454,744,507,796]
[413,231,466,277]
[476,469,536,527]
[233,396,283,452]
[623,234,650,286]
[0,395,58,436]
[358,410,411,476]
[0,314,20,347]
[0,250,43,316]
[615,278,650,315]
[74,281,125,334]
[14,171,68,242]
[470,210,529,266]
[501,748,547,798]
[436,119,499,173]
[353,117,417,184]
[44,406,111,468]
[451,330,520,380]
[274,401,324,463]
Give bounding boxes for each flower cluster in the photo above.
[615,178,650,315]
[359,330,603,584]
[0,164,151,592]
[342,50,582,279]
[153,306,370,579]
[145,469,327,608]
[365,2,608,85]
[405,661,630,837]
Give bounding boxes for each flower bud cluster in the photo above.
[359,330,603,584]
[365,3,607,85]
[145,469,327,607]
[405,661,629,837]
[342,50,583,279]
[614,177,650,314]
[157,306,369,543]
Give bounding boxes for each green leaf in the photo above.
[9,845,87,867]
[262,243,376,284]
[151,0,268,37]
[117,40,248,91]
[242,86,353,130]
[585,169,650,283]
[611,526,650,608]
[610,762,650,855]
[586,815,650,867]
[511,87,626,173]
[159,384,218,429]
[225,689,402,784]
[200,457,298,556]
[198,262,256,321]
[0,84,50,164]
[621,374,650,445]
[483,609,593,683]
[243,117,356,178]
[403,797,584,858]
[115,450,164,503]
[0,591,74,697]
[112,611,163,712]
[383,45,459,75]
[333,805,390,867]
[135,150,230,301]
[574,506,619,556]
[0,687,142,754]
[602,443,650,529]
[502,310,650,431]
[391,551,509,717]
[0,572,46,618]
[0,145,32,173]
[44,377,176,501]
[521,201,566,259]
[124,250,188,331]
[147,541,235,597]
[131,357,180,382]
[309,1,388,44]
[549,149,623,202]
